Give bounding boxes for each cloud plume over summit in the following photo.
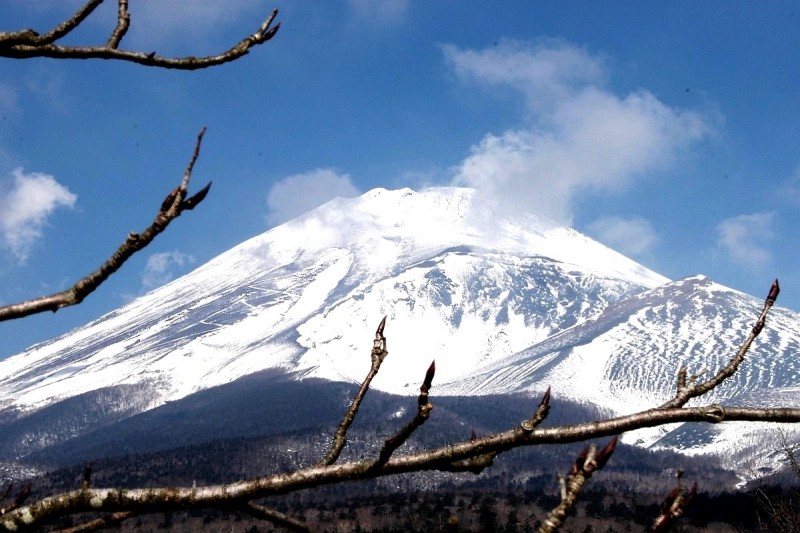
[444,40,710,224]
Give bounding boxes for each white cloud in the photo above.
[445,40,710,224]
[716,212,775,270]
[266,168,360,226]
[140,250,196,291]
[442,39,607,114]
[586,216,657,257]
[0,168,77,262]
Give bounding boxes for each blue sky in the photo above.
[0,1,798,357]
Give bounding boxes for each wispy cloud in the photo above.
[0,168,76,263]
[780,164,800,204]
[716,212,775,270]
[140,250,196,292]
[122,0,264,48]
[347,0,410,25]
[444,39,710,224]
[586,216,657,257]
[442,39,607,114]
[266,168,360,226]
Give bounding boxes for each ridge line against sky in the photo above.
[0,1,798,357]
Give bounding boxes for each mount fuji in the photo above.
[0,187,798,476]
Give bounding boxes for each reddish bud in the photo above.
[766,279,780,305]
[422,360,436,391]
[376,316,387,337]
[595,436,618,469]
[540,386,552,408]
[572,445,590,475]
[264,22,281,40]
[182,182,212,210]
[471,429,477,441]
[83,463,93,488]
[13,484,31,507]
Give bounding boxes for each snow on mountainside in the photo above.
[0,186,798,475]
[442,274,800,472]
[0,187,663,414]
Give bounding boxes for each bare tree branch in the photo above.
[319,316,388,466]
[371,360,436,470]
[660,279,780,409]
[650,470,697,532]
[0,484,31,518]
[54,512,133,533]
[539,437,618,533]
[0,1,280,70]
[245,502,310,533]
[0,1,104,48]
[106,0,130,49]
[2,404,799,531]
[0,128,212,322]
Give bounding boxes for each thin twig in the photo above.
[371,360,436,469]
[650,470,697,532]
[106,0,130,49]
[539,437,618,533]
[53,512,133,533]
[3,405,800,531]
[660,279,780,409]
[0,0,103,47]
[0,4,280,70]
[0,128,212,322]
[245,502,310,533]
[318,317,389,466]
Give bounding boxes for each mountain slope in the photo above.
[442,274,800,471]
[0,187,663,413]
[0,186,797,477]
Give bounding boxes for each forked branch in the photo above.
[660,279,780,409]
[319,316,389,466]
[0,1,280,70]
[0,128,212,322]
[650,470,697,532]
[539,437,618,533]
[372,360,436,469]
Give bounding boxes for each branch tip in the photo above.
[767,278,780,305]
[182,181,212,210]
[13,484,31,508]
[596,436,618,469]
[83,463,93,489]
[422,360,436,392]
[540,386,552,407]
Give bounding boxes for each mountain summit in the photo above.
[0,187,664,409]
[0,187,797,473]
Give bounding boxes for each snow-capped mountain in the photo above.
[0,186,797,475]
